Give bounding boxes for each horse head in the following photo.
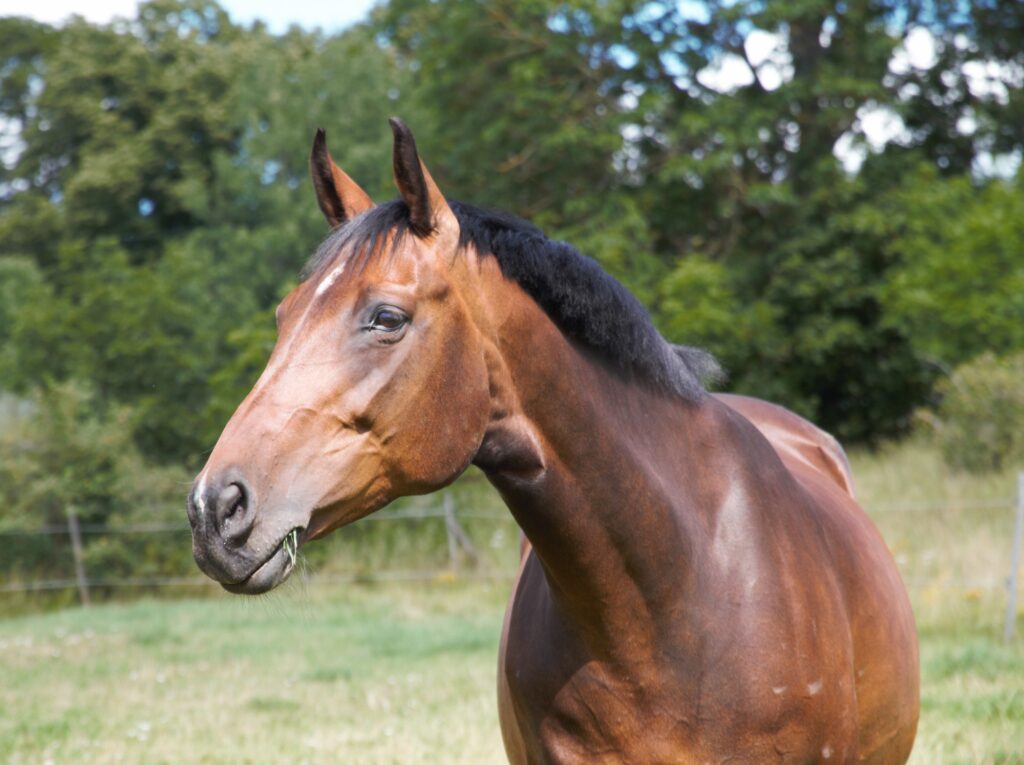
[187,120,493,593]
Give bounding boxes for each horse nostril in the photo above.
[219,483,245,520]
[215,482,253,544]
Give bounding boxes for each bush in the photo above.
[932,352,1024,473]
[0,381,193,594]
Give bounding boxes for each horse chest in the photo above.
[499,558,861,764]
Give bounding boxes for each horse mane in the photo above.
[302,199,722,401]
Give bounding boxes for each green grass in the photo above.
[848,440,1024,764]
[1,440,1023,763]
[0,582,511,764]
[909,602,1024,764]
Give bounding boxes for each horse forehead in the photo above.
[365,239,455,299]
[335,239,439,288]
[314,258,350,297]
[282,239,452,332]
[297,253,396,308]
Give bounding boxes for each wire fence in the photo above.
[0,509,510,538]
[3,478,1023,640]
[0,498,517,596]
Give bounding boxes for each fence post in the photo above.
[1005,472,1024,643]
[66,506,90,607]
[444,492,460,571]
[443,492,481,572]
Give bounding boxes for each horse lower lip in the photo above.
[222,529,302,594]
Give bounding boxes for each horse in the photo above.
[187,118,919,763]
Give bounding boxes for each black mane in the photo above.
[302,200,721,400]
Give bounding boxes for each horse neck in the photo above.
[471,269,739,654]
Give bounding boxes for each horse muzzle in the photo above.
[187,469,305,594]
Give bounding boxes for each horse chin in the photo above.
[222,528,303,595]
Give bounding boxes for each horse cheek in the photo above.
[393,320,490,492]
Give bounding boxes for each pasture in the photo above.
[2,440,1023,764]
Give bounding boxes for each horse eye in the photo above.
[369,307,408,332]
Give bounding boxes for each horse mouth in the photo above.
[223,527,303,595]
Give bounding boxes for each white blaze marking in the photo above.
[807,679,823,696]
[315,261,348,297]
[771,685,787,695]
[822,745,833,759]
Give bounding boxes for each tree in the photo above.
[2,0,1022,462]
[0,381,191,587]
[373,0,991,440]
[0,2,410,463]
[879,166,1024,367]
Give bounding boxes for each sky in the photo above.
[2,0,378,33]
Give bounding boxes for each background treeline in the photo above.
[1,0,1022,589]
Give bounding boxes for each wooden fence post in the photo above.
[1004,472,1024,643]
[444,492,460,571]
[443,492,481,572]
[67,506,90,607]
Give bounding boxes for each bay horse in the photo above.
[187,119,919,763]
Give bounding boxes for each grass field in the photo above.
[1,441,1023,764]
[0,583,511,764]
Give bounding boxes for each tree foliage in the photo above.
[1,0,1022,479]
[880,166,1024,367]
[931,352,1024,473]
[1,2,415,462]
[0,381,191,586]
[376,0,1023,442]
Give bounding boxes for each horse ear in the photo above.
[310,128,374,228]
[388,117,458,242]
